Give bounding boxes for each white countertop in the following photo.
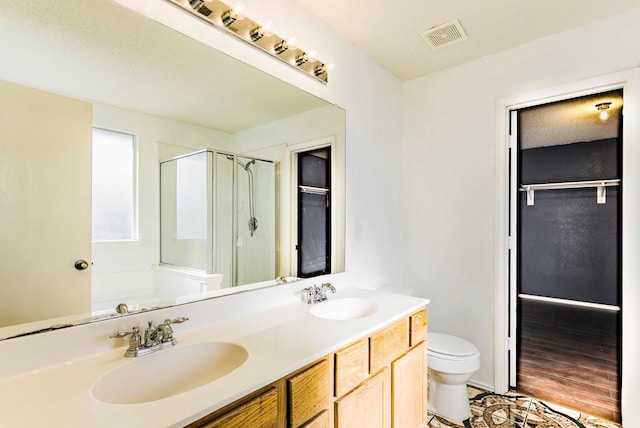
[0,287,428,427]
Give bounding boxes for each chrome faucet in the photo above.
[115,303,129,314]
[276,276,301,284]
[110,317,189,357]
[301,283,336,304]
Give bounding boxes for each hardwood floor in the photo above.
[516,298,620,423]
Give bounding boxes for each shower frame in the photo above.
[159,149,278,287]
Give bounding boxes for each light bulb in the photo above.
[262,22,274,36]
[233,3,246,19]
[286,37,298,50]
[596,102,612,121]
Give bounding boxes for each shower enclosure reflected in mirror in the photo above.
[159,150,277,296]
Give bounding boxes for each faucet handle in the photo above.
[111,326,142,356]
[110,328,136,338]
[169,317,189,324]
[315,283,335,302]
[301,286,315,304]
[321,283,336,293]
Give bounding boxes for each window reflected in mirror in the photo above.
[92,128,137,242]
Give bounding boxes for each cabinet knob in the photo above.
[74,259,89,270]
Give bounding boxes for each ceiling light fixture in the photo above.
[249,26,264,42]
[295,53,308,66]
[596,102,612,121]
[221,9,238,27]
[167,0,329,83]
[313,64,327,77]
[274,40,288,55]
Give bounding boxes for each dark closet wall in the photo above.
[518,138,620,306]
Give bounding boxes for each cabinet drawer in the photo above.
[335,338,368,397]
[195,387,279,428]
[369,318,409,374]
[288,359,331,427]
[410,309,427,346]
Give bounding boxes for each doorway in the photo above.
[509,90,622,422]
[296,147,332,277]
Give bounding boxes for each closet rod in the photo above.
[519,179,620,206]
[519,178,620,191]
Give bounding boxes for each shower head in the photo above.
[238,159,256,171]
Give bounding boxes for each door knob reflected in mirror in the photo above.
[74,259,89,271]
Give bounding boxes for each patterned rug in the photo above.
[468,392,584,427]
[427,391,619,428]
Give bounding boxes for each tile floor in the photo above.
[425,387,621,428]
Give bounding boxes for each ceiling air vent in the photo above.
[420,19,468,50]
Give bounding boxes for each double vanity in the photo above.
[0,283,428,427]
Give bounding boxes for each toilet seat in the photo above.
[428,333,478,358]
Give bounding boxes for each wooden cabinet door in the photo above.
[391,342,427,428]
[300,410,331,428]
[196,387,279,428]
[335,368,390,428]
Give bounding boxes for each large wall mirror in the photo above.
[0,0,345,340]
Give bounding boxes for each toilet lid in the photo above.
[428,333,477,357]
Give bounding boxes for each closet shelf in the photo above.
[519,179,620,206]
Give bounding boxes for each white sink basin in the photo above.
[91,342,248,404]
[309,297,379,320]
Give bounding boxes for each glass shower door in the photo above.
[160,150,213,272]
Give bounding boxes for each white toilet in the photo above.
[427,333,481,420]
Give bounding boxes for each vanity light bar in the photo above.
[167,0,329,84]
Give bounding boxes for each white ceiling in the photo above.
[292,0,640,80]
[2,0,636,135]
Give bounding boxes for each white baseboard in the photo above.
[467,380,494,393]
